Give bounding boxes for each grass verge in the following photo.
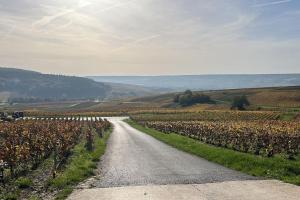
[125,119,300,185]
[50,128,112,200]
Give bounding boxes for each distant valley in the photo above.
[1,67,300,104]
[88,74,300,91]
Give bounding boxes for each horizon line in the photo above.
[1,66,300,77]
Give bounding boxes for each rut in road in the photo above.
[89,117,256,188]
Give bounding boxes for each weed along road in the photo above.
[68,117,300,200]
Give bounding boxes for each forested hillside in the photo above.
[0,67,110,101]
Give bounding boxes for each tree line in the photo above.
[174,90,250,110]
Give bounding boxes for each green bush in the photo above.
[15,177,32,189]
[231,95,250,110]
[3,193,18,200]
[174,90,214,106]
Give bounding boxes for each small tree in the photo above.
[178,94,190,106]
[184,90,193,96]
[174,90,214,106]
[231,95,250,110]
[173,94,180,103]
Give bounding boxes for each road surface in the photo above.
[93,117,254,187]
[68,117,299,200]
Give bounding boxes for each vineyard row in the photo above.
[0,118,110,180]
[136,120,300,158]
[130,111,281,122]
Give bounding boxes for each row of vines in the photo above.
[0,118,110,181]
[131,111,299,158]
[131,110,280,122]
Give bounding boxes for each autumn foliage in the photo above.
[132,112,299,158]
[0,118,110,178]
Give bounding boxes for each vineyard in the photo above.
[24,109,190,118]
[131,110,280,122]
[0,117,110,182]
[131,111,300,158]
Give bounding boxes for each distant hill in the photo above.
[88,74,300,91]
[0,67,111,102]
[132,86,300,111]
[0,67,167,103]
[104,82,169,99]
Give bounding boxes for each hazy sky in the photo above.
[0,0,299,75]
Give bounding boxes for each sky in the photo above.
[0,0,299,76]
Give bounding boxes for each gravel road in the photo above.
[93,117,255,188]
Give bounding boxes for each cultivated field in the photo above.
[131,111,300,157]
[1,86,300,199]
[0,116,111,199]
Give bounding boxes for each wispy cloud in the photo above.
[32,0,135,29]
[32,1,92,28]
[0,0,299,75]
[252,0,292,7]
[112,34,161,52]
[98,0,135,12]
[0,25,16,40]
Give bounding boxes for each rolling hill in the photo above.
[0,67,111,101]
[132,86,300,111]
[0,67,163,102]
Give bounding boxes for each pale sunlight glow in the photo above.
[0,0,299,75]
